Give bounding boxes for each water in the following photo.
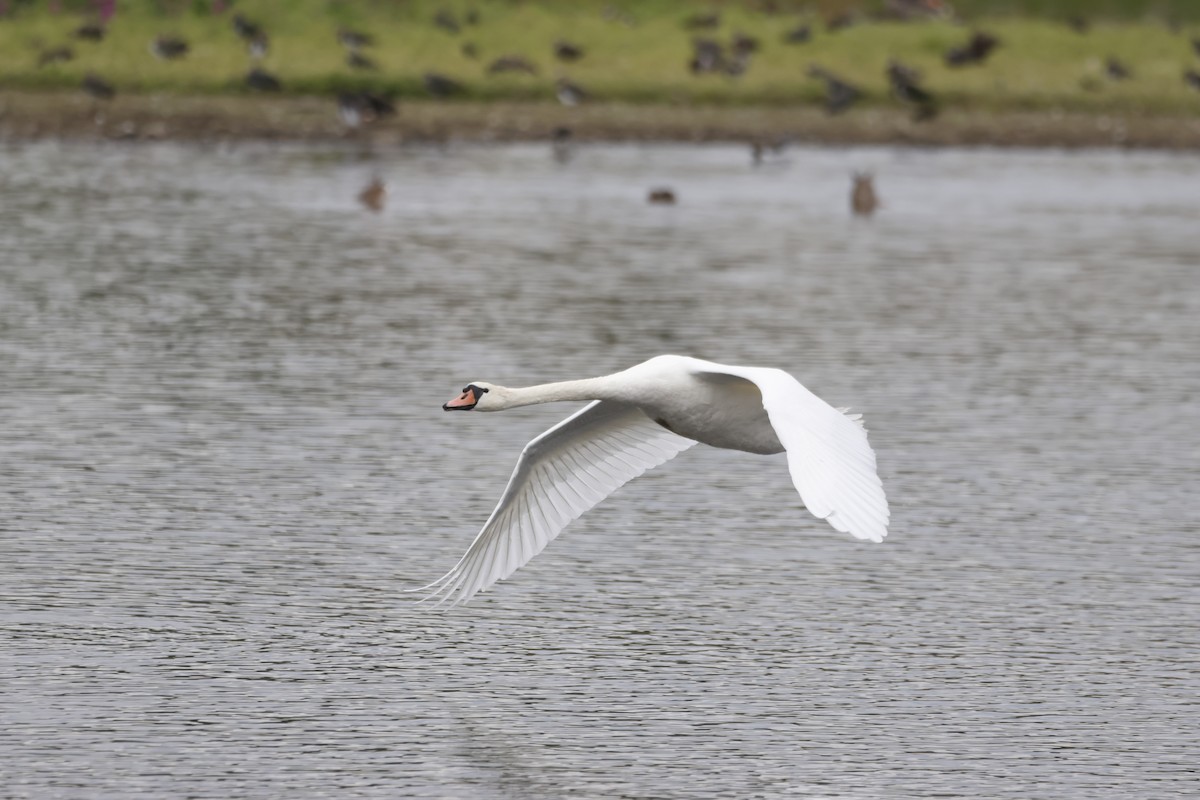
[1,140,1198,798]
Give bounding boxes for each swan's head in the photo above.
[443,382,497,412]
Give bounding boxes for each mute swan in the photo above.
[415,355,889,606]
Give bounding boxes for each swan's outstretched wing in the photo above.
[693,362,889,543]
[414,401,696,607]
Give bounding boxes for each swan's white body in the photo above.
[418,355,889,606]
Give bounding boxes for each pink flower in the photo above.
[94,0,116,24]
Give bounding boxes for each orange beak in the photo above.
[443,388,478,411]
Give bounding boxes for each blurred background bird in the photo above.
[554,40,584,62]
[425,72,464,97]
[648,188,677,205]
[74,22,105,41]
[358,177,387,212]
[81,72,115,100]
[551,125,573,163]
[488,55,539,76]
[556,78,588,106]
[245,67,281,91]
[851,173,878,216]
[887,60,938,120]
[945,31,999,66]
[809,65,861,114]
[151,35,189,60]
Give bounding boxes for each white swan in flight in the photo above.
[415,355,888,606]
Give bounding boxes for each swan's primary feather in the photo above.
[415,400,696,607]
[690,361,889,543]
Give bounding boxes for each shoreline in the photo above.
[3,91,1200,150]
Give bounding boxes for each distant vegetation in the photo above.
[1,0,1198,115]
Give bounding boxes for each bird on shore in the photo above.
[555,78,588,106]
[690,38,725,74]
[81,72,115,100]
[347,51,379,71]
[74,22,105,41]
[729,32,758,75]
[554,39,584,62]
[945,31,998,66]
[358,177,387,212]
[245,67,281,91]
[725,51,751,77]
[602,4,637,27]
[887,59,938,120]
[682,11,720,30]
[808,65,861,114]
[1065,15,1089,33]
[414,355,889,607]
[232,14,263,42]
[731,32,760,57]
[886,60,928,102]
[487,55,539,76]
[151,36,189,60]
[337,91,396,129]
[1105,57,1132,81]
[360,92,397,118]
[337,97,363,129]
[883,0,952,20]
[37,46,74,67]
[434,9,461,34]
[337,27,374,50]
[424,72,465,97]
[648,188,677,205]
[232,14,268,59]
[852,173,878,216]
[826,11,857,31]
[783,24,811,45]
[247,34,268,60]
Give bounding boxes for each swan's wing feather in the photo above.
[693,363,889,543]
[417,401,696,607]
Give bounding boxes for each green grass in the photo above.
[1,0,1198,115]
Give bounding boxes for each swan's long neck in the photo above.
[487,377,617,411]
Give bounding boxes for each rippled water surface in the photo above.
[2,140,1198,798]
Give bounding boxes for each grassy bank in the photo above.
[1,1,1199,142]
[5,91,1199,149]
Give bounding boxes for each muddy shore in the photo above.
[3,91,1199,149]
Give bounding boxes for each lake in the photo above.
[2,140,1198,798]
